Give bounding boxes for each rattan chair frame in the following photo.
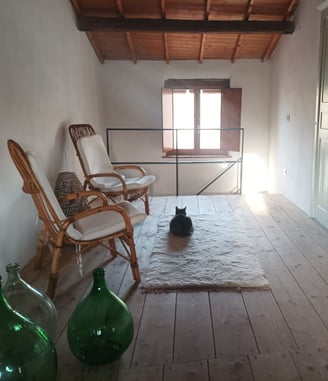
[7,139,142,299]
[69,124,151,214]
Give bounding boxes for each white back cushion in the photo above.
[77,134,121,188]
[77,135,114,175]
[26,151,82,240]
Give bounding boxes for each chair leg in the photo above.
[47,242,62,299]
[34,224,47,270]
[47,272,59,300]
[128,234,140,283]
[144,192,150,215]
[109,239,117,257]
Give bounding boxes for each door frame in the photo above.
[313,2,328,228]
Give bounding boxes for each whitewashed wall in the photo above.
[102,60,272,196]
[268,0,321,214]
[0,0,105,276]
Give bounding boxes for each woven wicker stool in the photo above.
[54,171,89,217]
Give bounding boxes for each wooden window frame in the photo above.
[162,79,242,156]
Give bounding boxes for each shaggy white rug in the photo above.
[142,214,270,292]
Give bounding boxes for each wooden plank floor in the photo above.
[20,194,328,381]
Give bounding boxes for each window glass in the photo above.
[200,90,221,149]
[173,89,194,149]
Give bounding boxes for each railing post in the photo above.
[239,128,245,194]
[175,128,179,196]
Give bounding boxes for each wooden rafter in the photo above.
[199,0,211,64]
[126,32,137,63]
[70,0,81,13]
[231,0,254,63]
[261,0,297,61]
[205,0,211,19]
[86,32,105,64]
[199,34,206,64]
[161,0,170,64]
[115,0,137,64]
[116,0,124,16]
[262,34,281,61]
[161,0,166,18]
[163,33,170,64]
[231,34,244,63]
[286,0,299,16]
[125,32,136,62]
[245,0,254,19]
[77,17,295,34]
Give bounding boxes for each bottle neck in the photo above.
[5,263,22,285]
[91,268,108,292]
[0,276,12,310]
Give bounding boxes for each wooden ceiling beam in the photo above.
[77,17,295,34]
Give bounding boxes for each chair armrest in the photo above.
[113,165,147,176]
[57,190,109,207]
[63,203,134,233]
[85,172,128,194]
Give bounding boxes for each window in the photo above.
[162,79,242,156]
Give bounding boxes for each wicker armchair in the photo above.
[7,139,146,299]
[69,124,156,215]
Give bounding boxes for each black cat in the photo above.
[169,207,194,237]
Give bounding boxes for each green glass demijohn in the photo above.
[0,275,57,381]
[67,267,134,366]
[3,263,57,339]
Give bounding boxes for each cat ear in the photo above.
[183,207,186,212]
[175,206,178,213]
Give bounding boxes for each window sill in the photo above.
[162,153,232,159]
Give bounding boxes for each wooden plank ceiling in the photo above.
[70,0,300,64]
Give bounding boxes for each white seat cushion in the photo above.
[97,175,156,192]
[72,201,146,241]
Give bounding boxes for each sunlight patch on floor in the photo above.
[244,192,268,215]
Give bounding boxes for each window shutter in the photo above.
[162,88,174,152]
[220,88,242,152]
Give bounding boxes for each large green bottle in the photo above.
[67,268,134,365]
[0,275,57,380]
[3,263,57,339]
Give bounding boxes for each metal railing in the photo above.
[106,128,244,196]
